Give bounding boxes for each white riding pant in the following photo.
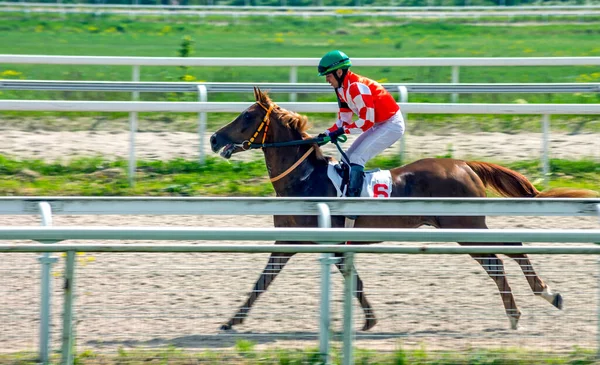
[346,110,405,166]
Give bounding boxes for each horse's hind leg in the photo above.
[334,253,377,331]
[468,252,522,330]
[506,252,563,310]
[220,251,294,330]
[438,216,521,329]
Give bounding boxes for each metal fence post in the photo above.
[542,114,551,188]
[397,85,408,164]
[289,66,298,102]
[61,250,76,365]
[197,84,208,165]
[38,202,58,365]
[129,65,140,187]
[451,65,460,103]
[342,252,355,365]
[317,203,333,364]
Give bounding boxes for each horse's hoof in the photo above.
[508,313,521,330]
[220,323,233,331]
[362,317,377,331]
[552,293,563,310]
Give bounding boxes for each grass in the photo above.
[1,154,598,196]
[1,343,597,364]
[1,14,600,92]
[1,13,600,132]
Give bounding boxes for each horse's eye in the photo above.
[244,112,252,121]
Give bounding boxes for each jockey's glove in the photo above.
[328,127,345,142]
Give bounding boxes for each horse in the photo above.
[210,87,598,332]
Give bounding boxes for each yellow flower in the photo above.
[182,74,196,82]
[1,70,22,77]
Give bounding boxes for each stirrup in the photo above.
[344,217,356,228]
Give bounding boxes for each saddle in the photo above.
[327,162,392,198]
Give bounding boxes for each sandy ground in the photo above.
[0,129,599,358]
[1,214,599,357]
[0,130,598,163]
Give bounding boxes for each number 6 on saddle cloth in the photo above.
[327,138,393,199]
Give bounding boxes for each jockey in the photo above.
[317,50,405,199]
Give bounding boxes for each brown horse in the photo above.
[210,87,597,332]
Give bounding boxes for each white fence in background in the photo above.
[3,54,599,102]
[3,54,599,103]
[1,99,598,185]
[3,2,600,17]
[3,80,599,95]
[2,55,599,183]
[1,197,599,365]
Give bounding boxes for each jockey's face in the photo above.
[325,69,343,88]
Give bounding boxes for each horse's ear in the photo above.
[253,87,259,102]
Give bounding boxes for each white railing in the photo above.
[1,99,598,185]
[2,197,600,365]
[5,3,600,10]
[2,100,599,114]
[3,2,600,18]
[3,80,599,95]
[3,54,598,103]
[3,55,600,66]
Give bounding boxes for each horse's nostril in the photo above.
[210,134,217,147]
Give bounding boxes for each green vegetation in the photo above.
[4,0,597,7]
[1,154,598,196]
[1,13,599,132]
[1,343,598,364]
[1,14,600,102]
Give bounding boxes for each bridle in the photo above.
[247,102,274,147]
[242,102,316,183]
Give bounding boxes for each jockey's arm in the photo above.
[342,82,375,134]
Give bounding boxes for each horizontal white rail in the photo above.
[4,2,600,10]
[1,197,598,216]
[1,227,599,242]
[3,80,599,94]
[2,6,599,17]
[2,55,600,67]
[2,243,600,254]
[1,100,599,114]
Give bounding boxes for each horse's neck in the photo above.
[263,146,332,197]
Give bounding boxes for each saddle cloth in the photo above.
[327,162,393,198]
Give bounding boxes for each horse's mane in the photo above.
[275,107,328,163]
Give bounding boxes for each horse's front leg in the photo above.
[221,250,294,330]
[334,253,377,331]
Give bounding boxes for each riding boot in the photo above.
[346,164,365,220]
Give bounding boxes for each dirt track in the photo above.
[0,130,598,162]
[1,214,598,355]
[0,129,599,355]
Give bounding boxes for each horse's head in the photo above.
[210,87,279,159]
[211,87,315,160]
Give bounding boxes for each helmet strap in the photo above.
[333,69,348,88]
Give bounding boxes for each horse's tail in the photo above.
[465,161,598,198]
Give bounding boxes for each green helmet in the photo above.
[318,50,352,76]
